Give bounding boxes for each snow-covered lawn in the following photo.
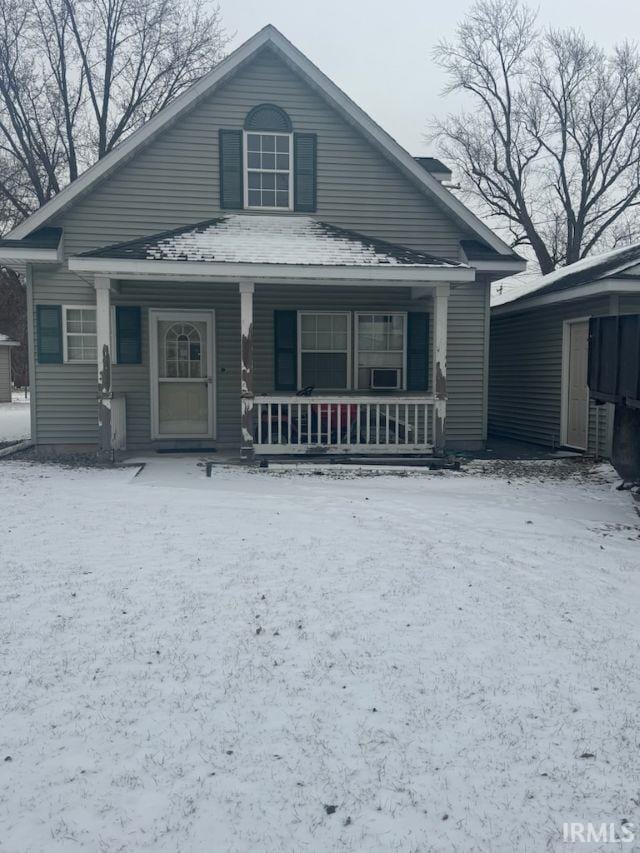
[1,459,639,852]
[0,392,30,443]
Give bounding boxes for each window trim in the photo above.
[354,312,408,391]
[62,304,98,364]
[243,129,294,211]
[297,311,352,391]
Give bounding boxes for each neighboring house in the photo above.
[0,334,19,402]
[0,25,523,459]
[490,244,640,456]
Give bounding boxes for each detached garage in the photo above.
[489,243,640,457]
[0,334,19,402]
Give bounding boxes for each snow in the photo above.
[1,458,639,852]
[0,392,30,442]
[491,241,640,307]
[123,214,462,268]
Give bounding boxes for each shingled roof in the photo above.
[493,241,640,309]
[80,214,467,269]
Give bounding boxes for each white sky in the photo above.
[221,0,638,155]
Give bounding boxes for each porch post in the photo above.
[239,281,255,460]
[94,275,113,459]
[433,283,449,455]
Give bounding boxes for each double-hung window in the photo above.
[356,313,406,389]
[245,132,292,210]
[63,306,97,362]
[299,312,350,390]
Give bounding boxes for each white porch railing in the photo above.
[253,395,434,454]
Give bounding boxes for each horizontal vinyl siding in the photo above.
[447,281,489,444]
[0,348,11,402]
[489,296,612,450]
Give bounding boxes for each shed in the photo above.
[489,244,640,456]
[0,334,19,402]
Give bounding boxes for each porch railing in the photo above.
[253,395,434,454]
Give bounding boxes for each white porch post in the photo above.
[94,275,113,458]
[432,284,449,455]
[240,281,255,460]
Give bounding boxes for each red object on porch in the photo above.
[318,403,359,432]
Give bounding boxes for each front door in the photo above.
[150,310,215,440]
[565,319,589,450]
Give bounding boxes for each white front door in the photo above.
[150,310,216,440]
[564,319,589,450]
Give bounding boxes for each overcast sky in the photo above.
[221,0,638,155]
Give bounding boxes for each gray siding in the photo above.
[30,45,490,450]
[489,293,640,455]
[0,347,11,402]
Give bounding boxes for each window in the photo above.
[299,313,350,390]
[162,321,204,378]
[356,313,406,389]
[63,306,97,362]
[245,132,292,209]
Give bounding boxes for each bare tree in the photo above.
[432,0,640,273]
[0,0,228,231]
[0,268,27,385]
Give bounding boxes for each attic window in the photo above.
[244,104,292,133]
[243,105,293,210]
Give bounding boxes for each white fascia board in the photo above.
[0,247,60,264]
[68,256,475,283]
[0,339,19,346]
[471,259,527,273]
[9,24,514,259]
[491,279,640,315]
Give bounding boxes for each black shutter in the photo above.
[274,310,297,390]
[406,312,429,391]
[116,306,141,364]
[293,133,317,212]
[36,305,63,364]
[219,129,243,209]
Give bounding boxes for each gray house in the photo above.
[490,244,640,456]
[0,334,19,402]
[0,25,523,459]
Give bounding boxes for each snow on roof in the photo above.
[82,214,466,269]
[0,334,19,345]
[491,241,640,308]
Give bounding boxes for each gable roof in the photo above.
[492,242,640,314]
[6,25,520,262]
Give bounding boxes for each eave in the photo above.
[68,256,476,284]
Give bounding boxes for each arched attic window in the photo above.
[244,104,293,210]
[244,104,292,133]
[218,105,317,213]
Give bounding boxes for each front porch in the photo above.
[68,214,468,460]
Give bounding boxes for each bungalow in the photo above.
[490,243,640,456]
[0,25,524,460]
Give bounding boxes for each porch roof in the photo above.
[69,214,475,283]
[80,215,464,267]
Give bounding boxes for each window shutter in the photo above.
[406,312,429,391]
[293,133,317,212]
[116,306,141,364]
[219,129,243,209]
[274,310,297,390]
[36,305,63,364]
